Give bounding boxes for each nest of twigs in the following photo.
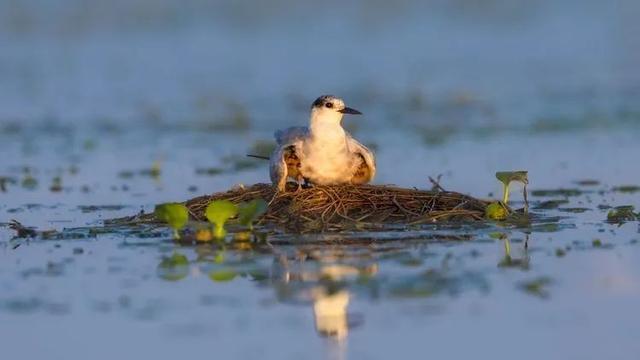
[113,183,490,232]
[179,183,489,232]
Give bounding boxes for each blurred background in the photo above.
[1,0,639,130]
[1,2,640,360]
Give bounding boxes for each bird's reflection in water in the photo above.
[313,288,350,339]
[271,250,377,339]
[161,234,495,356]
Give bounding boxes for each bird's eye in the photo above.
[325,102,333,108]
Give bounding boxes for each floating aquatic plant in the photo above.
[49,176,63,192]
[21,169,38,190]
[485,202,508,220]
[612,185,640,194]
[238,199,267,231]
[531,188,582,197]
[205,200,238,239]
[606,206,638,224]
[495,171,529,207]
[154,203,189,239]
[519,276,552,299]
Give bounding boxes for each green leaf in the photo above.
[485,202,508,220]
[209,269,237,282]
[606,206,638,224]
[495,171,529,205]
[496,171,529,185]
[154,203,189,238]
[237,198,268,230]
[205,200,238,239]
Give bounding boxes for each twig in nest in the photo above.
[429,175,446,192]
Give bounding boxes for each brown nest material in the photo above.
[178,183,489,232]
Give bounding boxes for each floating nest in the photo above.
[117,183,491,232]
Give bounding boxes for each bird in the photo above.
[269,95,376,192]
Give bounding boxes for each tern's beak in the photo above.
[338,107,362,115]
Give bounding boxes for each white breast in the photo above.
[301,123,357,184]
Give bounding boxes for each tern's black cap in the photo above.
[311,95,338,109]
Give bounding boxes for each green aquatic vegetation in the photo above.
[195,167,224,176]
[157,252,190,281]
[555,248,566,257]
[117,170,134,179]
[559,207,591,213]
[238,199,268,230]
[222,154,261,171]
[496,171,529,204]
[208,269,237,282]
[141,161,162,178]
[534,199,570,209]
[485,202,508,220]
[21,168,38,190]
[574,179,600,187]
[418,125,456,147]
[612,185,640,193]
[78,205,128,213]
[21,175,37,190]
[49,176,63,192]
[592,239,602,247]
[606,206,638,224]
[519,277,552,299]
[154,203,189,239]
[82,139,97,151]
[530,222,563,233]
[531,188,583,197]
[205,200,239,239]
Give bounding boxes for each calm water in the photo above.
[1,1,640,359]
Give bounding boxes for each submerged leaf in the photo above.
[205,200,238,239]
[238,198,268,230]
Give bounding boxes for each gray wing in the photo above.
[269,146,288,191]
[346,134,376,181]
[270,127,309,191]
[275,126,309,145]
